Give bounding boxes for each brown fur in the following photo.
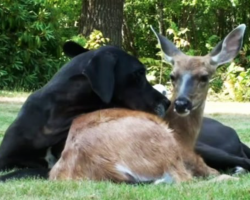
[49,109,192,183]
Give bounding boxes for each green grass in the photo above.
[1,177,250,200]
[0,100,250,200]
[0,102,23,140]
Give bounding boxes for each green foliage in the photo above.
[0,0,110,91]
[140,56,172,87]
[70,34,88,47]
[0,0,82,91]
[84,30,110,50]
[123,0,250,100]
[209,76,224,94]
[166,22,190,51]
[223,62,250,101]
[0,0,68,90]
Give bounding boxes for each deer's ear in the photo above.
[210,24,246,68]
[150,26,184,65]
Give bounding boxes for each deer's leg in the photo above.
[184,150,239,182]
[182,149,219,177]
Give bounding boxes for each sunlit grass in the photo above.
[0,90,30,98]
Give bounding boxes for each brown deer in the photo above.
[49,24,246,183]
[49,108,192,183]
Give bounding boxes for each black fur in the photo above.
[196,117,250,172]
[63,41,89,58]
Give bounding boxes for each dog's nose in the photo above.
[155,99,171,118]
[174,97,192,114]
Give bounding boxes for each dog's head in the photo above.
[63,41,170,117]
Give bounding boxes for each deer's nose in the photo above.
[174,97,192,115]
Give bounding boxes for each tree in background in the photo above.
[0,0,68,90]
[79,0,125,47]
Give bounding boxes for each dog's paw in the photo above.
[233,166,247,175]
[45,147,57,169]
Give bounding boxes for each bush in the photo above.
[0,0,70,91]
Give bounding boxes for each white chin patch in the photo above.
[174,108,190,117]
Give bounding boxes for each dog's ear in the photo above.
[63,41,89,58]
[83,51,117,104]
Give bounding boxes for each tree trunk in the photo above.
[122,16,138,57]
[80,0,125,47]
[156,0,166,35]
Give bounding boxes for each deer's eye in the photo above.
[200,75,209,82]
[170,74,176,82]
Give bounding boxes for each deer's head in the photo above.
[151,24,246,116]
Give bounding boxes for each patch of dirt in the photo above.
[0,97,27,103]
[204,102,250,115]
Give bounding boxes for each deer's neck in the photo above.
[165,99,205,149]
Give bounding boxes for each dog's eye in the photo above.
[130,69,146,86]
[136,69,145,76]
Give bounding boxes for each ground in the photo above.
[205,102,250,115]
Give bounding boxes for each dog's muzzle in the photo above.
[155,99,171,118]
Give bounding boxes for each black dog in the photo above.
[0,44,169,181]
[196,117,250,173]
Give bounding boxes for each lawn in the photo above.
[0,96,250,200]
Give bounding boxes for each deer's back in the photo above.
[49,108,192,183]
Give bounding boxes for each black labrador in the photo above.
[0,44,170,181]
